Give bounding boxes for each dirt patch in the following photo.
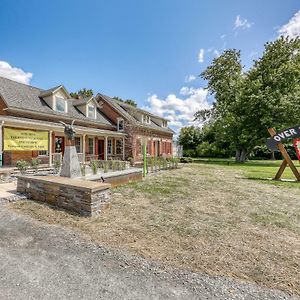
[9,164,300,296]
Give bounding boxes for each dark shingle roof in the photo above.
[97,93,174,134]
[0,76,113,127]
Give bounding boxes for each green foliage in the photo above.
[127,157,134,167]
[90,160,98,175]
[180,157,193,163]
[80,163,86,176]
[70,88,93,99]
[16,160,29,175]
[193,37,300,162]
[103,161,109,173]
[178,126,202,149]
[113,96,137,107]
[53,159,61,174]
[30,158,41,172]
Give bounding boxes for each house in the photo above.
[96,94,174,162]
[0,76,174,167]
[0,76,125,166]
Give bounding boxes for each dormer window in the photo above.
[162,120,167,127]
[117,118,124,131]
[88,104,96,119]
[55,96,67,113]
[143,114,151,124]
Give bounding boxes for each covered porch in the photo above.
[0,116,126,167]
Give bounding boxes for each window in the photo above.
[143,115,150,124]
[55,96,66,112]
[107,139,112,155]
[162,120,167,127]
[75,137,81,153]
[117,118,124,131]
[116,139,123,155]
[88,138,94,154]
[38,150,48,156]
[88,105,96,119]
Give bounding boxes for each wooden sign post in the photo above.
[268,127,300,181]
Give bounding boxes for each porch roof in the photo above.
[0,116,126,137]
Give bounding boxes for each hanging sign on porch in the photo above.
[3,128,48,151]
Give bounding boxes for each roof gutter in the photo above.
[3,107,116,130]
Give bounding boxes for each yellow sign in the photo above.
[4,128,48,151]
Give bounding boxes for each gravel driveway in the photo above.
[0,205,298,300]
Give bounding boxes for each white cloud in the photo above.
[198,48,205,63]
[213,49,220,57]
[0,60,32,84]
[234,15,252,30]
[145,87,211,135]
[184,74,196,82]
[278,10,300,38]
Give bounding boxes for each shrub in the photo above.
[53,159,61,174]
[16,160,29,175]
[180,157,193,163]
[103,161,109,173]
[90,160,98,175]
[128,157,134,167]
[31,158,41,173]
[183,149,197,157]
[80,163,86,176]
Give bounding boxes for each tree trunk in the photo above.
[235,148,246,163]
[270,151,275,160]
[235,149,241,162]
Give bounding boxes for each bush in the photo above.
[53,159,61,174]
[180,157,193,163]
[80,163,86,176]
[90,160,98,175]
[31,158,41,172]
[103,161,109,173]
[183,149,197,157]
[16,160,29,175]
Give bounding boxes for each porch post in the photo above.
[82,134,86,162]
[122,136,125,160]
[49,130,53,166]
[104,136,108,160]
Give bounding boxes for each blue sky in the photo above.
[0,0,299,134]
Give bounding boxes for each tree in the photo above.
[70,88,94,99]
[178,126,202,150]
[113,96,137,107]
[197,49,246,161]
[195,37,300,162]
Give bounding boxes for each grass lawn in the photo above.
[9,161,300,296]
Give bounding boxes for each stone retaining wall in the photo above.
[17,176,111,217]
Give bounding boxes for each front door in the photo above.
[55,137,65,155]
[98,139,105,160]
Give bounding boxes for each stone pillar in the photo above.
[60,144,81,178]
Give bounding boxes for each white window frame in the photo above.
[88,137,94,154]
[143,114,150,124]
[87,104,96,119]
[117,118,124,131]
[107,139,113,155]
[75,136,82,153]
[38,150,48,156]
[55,96,67,113]
[116,139,123,155]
